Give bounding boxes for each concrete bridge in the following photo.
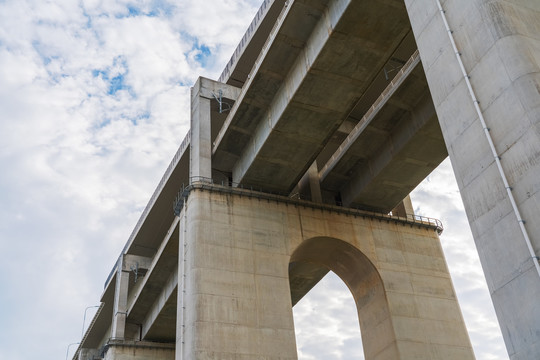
[74,0,540,359]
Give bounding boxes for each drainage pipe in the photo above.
[435,0,540,278]
[178,199,188,359]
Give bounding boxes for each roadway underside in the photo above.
[213,0,447,213]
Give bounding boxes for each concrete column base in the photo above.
[103,340,175,360]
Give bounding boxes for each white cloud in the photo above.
[294,272,364,360]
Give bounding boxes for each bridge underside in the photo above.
[212,0,447,213]
[74,0,491,359]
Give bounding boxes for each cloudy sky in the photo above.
[0,0,508,359]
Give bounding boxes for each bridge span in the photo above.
[74,0,540,359]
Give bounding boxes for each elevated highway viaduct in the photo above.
[74,0,540,359]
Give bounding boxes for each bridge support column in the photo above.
[190,79,212,181]
[111,261,129,340]
[110,254,153,341]
[176,189,298,359]
[176,186,474,359]
[190,77,241,182]
[406,1,540,358]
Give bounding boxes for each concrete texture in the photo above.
[212,0,447,213]
[190,77,241,181]
[103,341,174,360]
[175,187,474,359]
[76,0,540,358]
[405,1,540,358]
[213,0,417,195]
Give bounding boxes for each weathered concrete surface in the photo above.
[212,0,448,214]
[327,63,447,210]
[111,263,130,340]
[103,341,174,360]
[213,0,415,194]
[176,188,474,359]
[405,0,540,358]
[190,77,241,181]
[219,0,287,87]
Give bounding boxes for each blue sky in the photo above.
[0,0,507,359]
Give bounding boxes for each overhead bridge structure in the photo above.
[74,0,540,359]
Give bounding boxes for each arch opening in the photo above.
[293,271,365,359]
[289,237,394,360]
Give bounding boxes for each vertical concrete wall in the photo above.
[176,188,474,359]
[405,1,540,358]
[177,190,298,360]
[103,342,175,360]
[111,264,130,340]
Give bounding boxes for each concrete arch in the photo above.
[289,236,393,359]
[289,237,396,360]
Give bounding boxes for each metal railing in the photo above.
[218,0,275,83]
[173,177,443,234]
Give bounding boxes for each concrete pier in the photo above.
[175,185,473,359]
[406,1,540,358]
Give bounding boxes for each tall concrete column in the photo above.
[189,77,241,183]
[190,79,212,182]
[406,1,540,358]
[176,190,298,359]
[111,260,130,340]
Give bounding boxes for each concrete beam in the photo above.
[141,268,178,340]
[231,0,351,187]
[340,93,445,210]
[212,0,412,194]
[192,77,241,102]
[126,217,179,319]
[319,50,421,182]
[218,0,286,87]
